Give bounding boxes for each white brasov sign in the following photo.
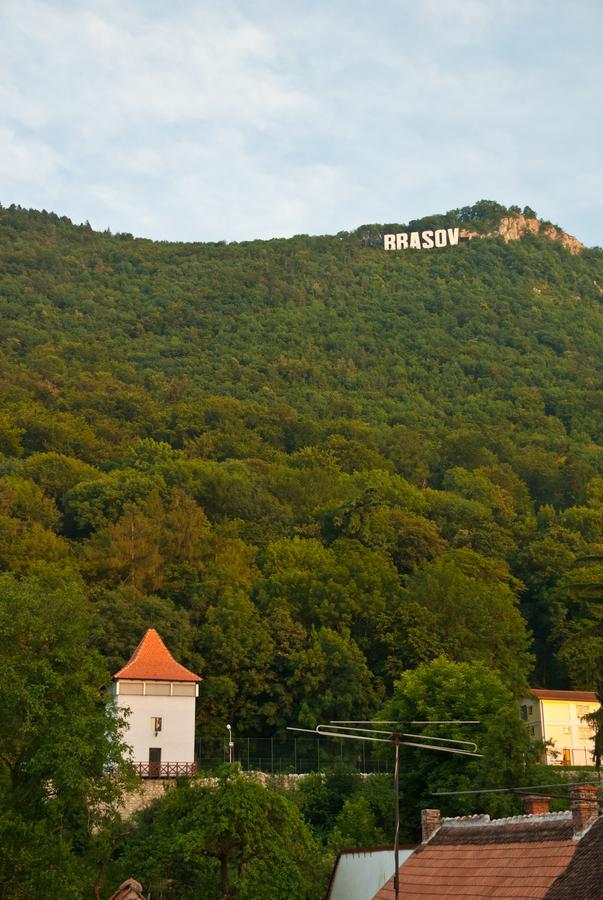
[384,227,460,250]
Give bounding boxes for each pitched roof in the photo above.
[545,817,603,899]
[107,879,146,900]
[528,689,598,702]
[113,628,201,682]
[373,814,578,899]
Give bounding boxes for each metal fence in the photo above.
[195,733,395,775]
[545,747,595,767]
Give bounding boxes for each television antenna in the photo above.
[288,720,482,900]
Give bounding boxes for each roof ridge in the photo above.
[528,688,598,699]
[441,814,491,825]
[442,810,572,828]
[127,627,157,665]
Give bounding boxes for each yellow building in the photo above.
[521,689,600,765]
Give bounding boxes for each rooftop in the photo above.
[373,786,601,899]
[374,817,576,899]
[545,818,603,899]
[528,689,598,702]
[113,628,202,683]
[107,879,146,900]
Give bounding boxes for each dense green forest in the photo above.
[1,199,602,897]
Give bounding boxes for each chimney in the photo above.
[523,794,550,816]
[570,784,599,834]
[421,808,442,842]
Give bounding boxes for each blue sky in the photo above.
[1,0,602,244]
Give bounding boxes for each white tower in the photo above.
[113,628,201,776]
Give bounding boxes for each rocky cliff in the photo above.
[462,214,584,254]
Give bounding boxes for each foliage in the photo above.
[109,767,328,899]
[1,200,603,890]
[585,688,603,769]
[381,657,542,838]
[0,572,133,899]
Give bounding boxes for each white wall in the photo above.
[329,848,414,900]
[116,686,197,763]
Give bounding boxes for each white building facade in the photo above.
[113,628,201,776]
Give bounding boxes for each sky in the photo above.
[1,0,602,244]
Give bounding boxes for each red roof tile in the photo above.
[373,818,578,899]
[113,628,201,682]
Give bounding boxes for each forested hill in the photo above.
[1,198,603,726]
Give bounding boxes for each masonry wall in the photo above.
[119,772,317,819]
[118,779,178,819]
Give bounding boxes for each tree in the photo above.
[84,496,164,591]
[20,451,101,501]
[402,550,532,691]
[289,627,378,725]
[380,657,540,838]
[549,553,603,688]
[90,584,199,676]
[584,688,603,769]
[0,475,60,530]
[0,572,132,898]
[110,768,327,900]
[196,591,275,737]
[328,796,386,851]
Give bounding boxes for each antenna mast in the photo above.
[288,720,482,900]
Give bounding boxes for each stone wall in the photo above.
[119,778,177,819]
[118,770,330,819]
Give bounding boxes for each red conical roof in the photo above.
[113,628,201,682]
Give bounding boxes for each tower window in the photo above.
[152,717,162,734]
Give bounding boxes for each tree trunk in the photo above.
[220,853,230,898]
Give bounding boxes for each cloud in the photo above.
[0,0,601,244]
[0,127,60,185]
[416,0,528,36]
[89,134,361,241]
[1,1,311,136]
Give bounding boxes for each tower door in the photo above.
[149,747,162,777]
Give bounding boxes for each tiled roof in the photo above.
[373,815,577,899]
[529,689,598,702]
[113,628,201,682]
[107,879,146,900]
[545,817,603,899]
[430,814,574,845]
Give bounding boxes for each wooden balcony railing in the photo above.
[135,762,197,778]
